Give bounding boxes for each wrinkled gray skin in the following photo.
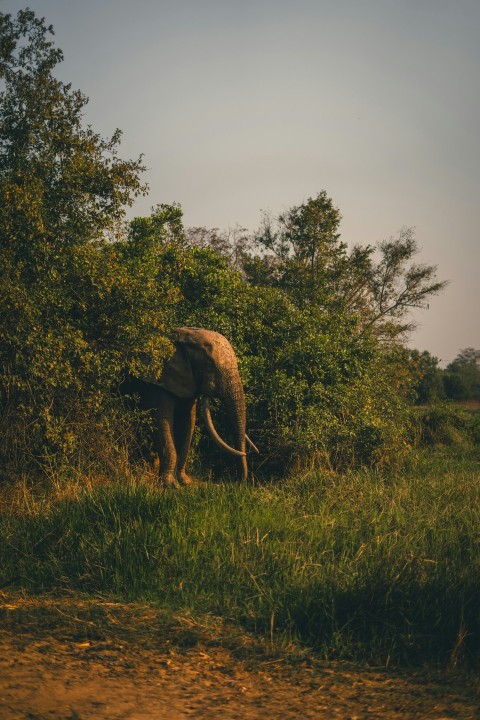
[132,328,249,487]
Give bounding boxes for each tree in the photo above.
[0,11,173,475]
[241,194,446,342]
[243,191,349,308]
[160,192,447,468]
[185,223,251,271]
[408,349,445,404]
[365,227,447,341]
[161,238,413,471]
[444,348,480,401]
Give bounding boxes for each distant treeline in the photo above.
[412,348,480,405]
[1,10,470,482]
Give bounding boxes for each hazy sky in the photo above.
[2,0,479,364]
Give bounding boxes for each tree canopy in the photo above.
[0,10,175,474]
[444,348,480,401]
[240,195,446,341]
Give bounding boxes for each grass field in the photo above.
[1,448,479,666]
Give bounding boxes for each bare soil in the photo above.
[0,594,479,720]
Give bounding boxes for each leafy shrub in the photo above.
[410,404,478,447]
[165,243,413,471]
[0,12,175,478]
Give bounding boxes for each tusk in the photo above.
[245,434,259,454]
[202,398,246,458]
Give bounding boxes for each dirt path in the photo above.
[0,595,479,720]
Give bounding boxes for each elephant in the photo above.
[125,327,257,487]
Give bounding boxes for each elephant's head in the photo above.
[158,327,253,480]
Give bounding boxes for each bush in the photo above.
[166,244,413,471]
[410,404,478,447]
[0,13,176,479]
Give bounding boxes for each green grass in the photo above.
[1,449,480,665]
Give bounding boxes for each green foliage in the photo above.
[411,403,480,447]
[244,191,347,309]
[444,348,480,402]
[408,347,480,406]
[365,228,446,339]
[243,198,446,342]
[165,203,422,470]
[0,11,175,476]
[2,452,480,665]
[407,349,446,404]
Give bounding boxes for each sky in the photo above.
[2,0,479,364]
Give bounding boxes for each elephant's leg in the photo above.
[174,398,197,486]
[154,393,179,487]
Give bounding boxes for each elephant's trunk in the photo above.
[204,369,249,481]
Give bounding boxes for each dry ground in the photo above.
[0,594,479,720]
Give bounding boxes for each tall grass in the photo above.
[1,450,479,665]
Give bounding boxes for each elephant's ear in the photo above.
[158,344,197,398]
